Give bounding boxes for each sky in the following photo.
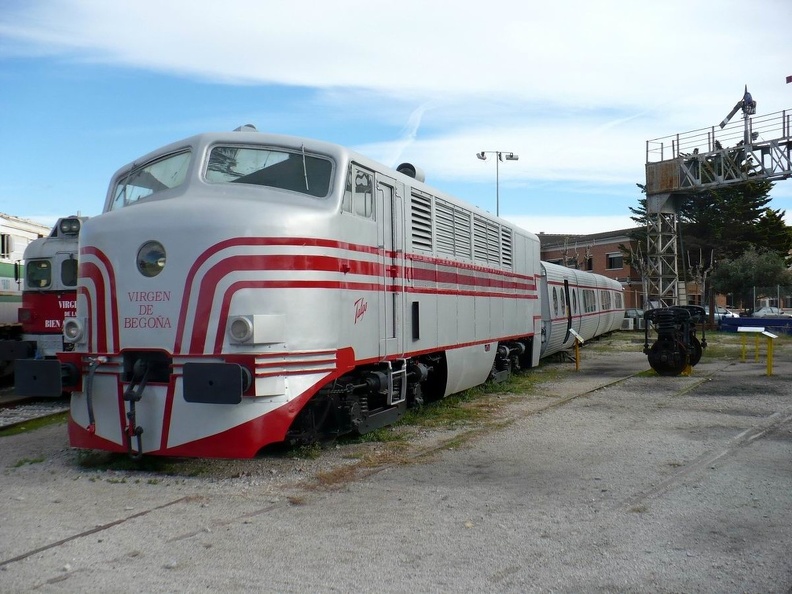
[0,0,790,235]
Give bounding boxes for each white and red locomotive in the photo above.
[1,216,82,381]
[18,127,623,458]
[18,217,83,358]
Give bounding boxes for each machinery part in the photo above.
[491,341,528,382]
[643,306,707,376]
[286,357,438,445]
[647,336,688,376]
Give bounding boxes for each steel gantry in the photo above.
[644,99,792,306]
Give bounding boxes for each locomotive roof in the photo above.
[112,129,352,177]
[109,128,539,242]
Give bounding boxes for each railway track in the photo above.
[0,389,69,430]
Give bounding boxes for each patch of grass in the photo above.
[311,463,360,488]
[391,362,571,432]
[309,448,413,489]
[12,456,45,467]
[292,443,323,460]
[0,411,68,438]
[346,427,407,444]
[401,394,487,429]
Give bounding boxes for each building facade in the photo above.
[539,228,645,310]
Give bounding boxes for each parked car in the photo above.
[703,306,740,323]
[751,306,792,318]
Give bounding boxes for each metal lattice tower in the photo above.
[644,103,792,306]
[645,195,680,306]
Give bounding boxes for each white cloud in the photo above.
[1,0,790,234]
[2,0,789,111]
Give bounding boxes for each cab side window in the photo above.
[61,259,78,287]
[342,164,375,220]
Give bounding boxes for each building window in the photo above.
[606,252,623,270]
[0,234,12,258]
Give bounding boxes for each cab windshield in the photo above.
[26,260,52,289]
[205,145,332,198]
[110,151,191,211]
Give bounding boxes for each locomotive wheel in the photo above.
[688,335,703,367]
[647,338,688,376]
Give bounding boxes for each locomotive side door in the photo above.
[376,175,404,358]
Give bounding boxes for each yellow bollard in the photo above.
[763,331,778,376]
[738,327,765,364]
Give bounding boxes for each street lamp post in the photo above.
[476,151,519,217]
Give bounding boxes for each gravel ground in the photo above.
[1,333,791,593]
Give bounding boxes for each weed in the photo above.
[0,412,68,438]
[349,427,406,444]
[292,443,323,460]
[311,463,359,487]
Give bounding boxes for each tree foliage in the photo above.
[623,181,792,273]
[710,247,792,307]
[679,180,791,263]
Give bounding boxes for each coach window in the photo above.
[552,287,558,316]
[606,252,623,270]
[342,165,374,220]
[61,258,78,287]
[601,290,611,311]
[26,260,51,289]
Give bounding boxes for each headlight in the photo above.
[63,317,84,343]
[137,241,166,277]
[227,314,285,345]
[228,316,254,343]
[59,217,81,235]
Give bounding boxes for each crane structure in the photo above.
[643,88,792,306]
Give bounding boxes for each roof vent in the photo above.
[233,124,257,132]
[396,162,425,183]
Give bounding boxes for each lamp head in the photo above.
[504,152,519,161]
[476,152,487,160]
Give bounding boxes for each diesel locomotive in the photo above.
[18,127,623,458]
